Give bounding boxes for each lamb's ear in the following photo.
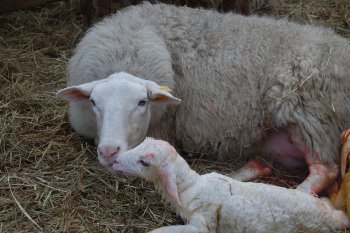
[56,82,97,102]
[158,163,181,206]
[146,82,181,105]
[139,153,156,167]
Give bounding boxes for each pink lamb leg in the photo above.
[230,159,272,181]
[260,128,338,195]
[297,158,338,195]
[271,127,339,195]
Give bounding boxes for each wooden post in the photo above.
[0,0,62,13]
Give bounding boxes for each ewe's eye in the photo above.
[139,159,150,167]
[90,99,96,106]
[138,99,147,106]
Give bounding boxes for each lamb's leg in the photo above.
[296,160,338,195]
[291,127,338,195]
[317,198,350,229]
[148,225,201,233]
[259,128,338,195]
[229,159,272,181]
[332,210,350,229]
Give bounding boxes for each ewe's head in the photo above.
[112,137,181,205]
[57,72,181,168]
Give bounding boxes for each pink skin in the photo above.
[263,129,307,168]
[232,129,338,195]
[230,160,272,182]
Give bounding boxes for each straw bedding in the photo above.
[0,0,349,232]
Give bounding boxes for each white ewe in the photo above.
[112,137,350,233]
[57,3,350,194]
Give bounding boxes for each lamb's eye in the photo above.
[139,159,150,167]
[90,99,96,106]
[138,99,147,106]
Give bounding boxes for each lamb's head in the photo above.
[112,137,181,205]
[57,72,181,168]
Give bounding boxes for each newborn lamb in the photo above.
[111,138,349,233]
[58,2,350,195]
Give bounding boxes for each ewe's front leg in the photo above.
[148,225,201,233]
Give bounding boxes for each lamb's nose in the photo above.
[98,145,121,161]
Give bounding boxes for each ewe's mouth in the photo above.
[98,156,116,169]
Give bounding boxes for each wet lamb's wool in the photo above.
[112,138,350,233]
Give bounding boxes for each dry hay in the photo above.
[0,0,349,232]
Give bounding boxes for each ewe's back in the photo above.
[68,3,350,160]
[145,4,350,159]
[151,4,350,159]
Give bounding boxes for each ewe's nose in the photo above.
[98,144,121,164]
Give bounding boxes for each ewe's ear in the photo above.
[146,82,181,105]
[56,82,97,102]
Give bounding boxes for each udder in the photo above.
[231,127,338,194]
[262,129,307,169]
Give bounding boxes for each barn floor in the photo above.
[0,0,349,232]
